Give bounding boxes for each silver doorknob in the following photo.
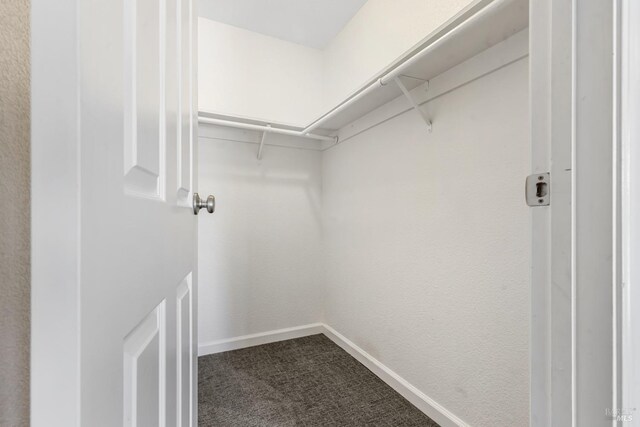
[193,193,215,215]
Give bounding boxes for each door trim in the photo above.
[621,0,639,419]
[530,0,623,424]
[31,0,81,424]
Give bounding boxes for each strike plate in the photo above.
[525,173,550,206]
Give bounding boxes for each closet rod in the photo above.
[301,0,506,135]
[198,116,337,143]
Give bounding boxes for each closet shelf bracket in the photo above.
[393,76,432,132]
[257,124,270,160]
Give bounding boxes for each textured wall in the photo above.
[322,58,530,426]
[198,18,324,126]
[0,0,30,425]
[198,125,324,346]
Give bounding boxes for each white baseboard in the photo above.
[199,323,468,427]
[198,323,324,356]
[321,324,469,427]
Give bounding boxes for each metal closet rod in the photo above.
[198,116,337,143]
[301,0,505,135]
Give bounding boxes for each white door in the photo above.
[31,0,200,425]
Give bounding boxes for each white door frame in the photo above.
[530,0,624,425]
[621,0,640,422]
[31,0,81,422]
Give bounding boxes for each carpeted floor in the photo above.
[198,334,439,426]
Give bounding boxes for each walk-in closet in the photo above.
[196,0,530,425]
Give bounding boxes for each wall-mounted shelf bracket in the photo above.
[393,76,432,132]
[257,124,270,160]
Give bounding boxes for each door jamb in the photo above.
[530,0,623,424]
[621,0,639,420]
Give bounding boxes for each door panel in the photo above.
[177,0,194,206]
[124,302,166,427]
[124,0,166,199]
[31,0,198,425]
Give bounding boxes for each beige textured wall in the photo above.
[0,0,30,425]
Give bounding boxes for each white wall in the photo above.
[0,0,30,425]
[197,125,323,346]
[198,18,323,126]
[321,56,530,425]
[321,0,475,110]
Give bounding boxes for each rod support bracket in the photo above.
[393,76,432,133]
[257,124,270,160]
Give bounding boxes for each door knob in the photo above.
[193,193,215,215]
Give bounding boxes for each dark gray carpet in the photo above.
[198,334,439,426]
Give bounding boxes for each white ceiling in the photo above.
[198,0,368,50]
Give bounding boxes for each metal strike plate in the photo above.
[525,173,550,206]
